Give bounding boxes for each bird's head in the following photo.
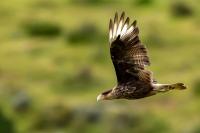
[97,89,115,101]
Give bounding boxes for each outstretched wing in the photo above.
[109,12,153,84]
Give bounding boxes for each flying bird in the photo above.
[97,12,186,101]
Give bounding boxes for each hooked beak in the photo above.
[97,94,104,102]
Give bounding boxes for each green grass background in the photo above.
[0,0,200,132]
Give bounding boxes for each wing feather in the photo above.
[113,13,118,40]
[109,12,152,84]
[109,19,113,43]
[121,17,129,37]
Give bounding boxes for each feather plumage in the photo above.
[109,12,151,84]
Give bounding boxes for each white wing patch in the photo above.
[109,12,137,44]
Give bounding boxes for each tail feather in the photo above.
[171,83,187,90]
[153,83,187,92]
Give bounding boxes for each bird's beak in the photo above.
[97,94,103,102]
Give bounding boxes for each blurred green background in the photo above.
[0,0,200,133]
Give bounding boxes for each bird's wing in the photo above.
[109,12,152,84]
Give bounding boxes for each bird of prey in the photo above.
[97,12,186,101]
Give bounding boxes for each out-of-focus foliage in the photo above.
[193,79,200,97]
[70,0,114,5]
[170,1,194,17]
[0,110,15,133]
[134,0,154,6]
[67,23,105,44]
[22,20,62,37]
[0,0,199,133]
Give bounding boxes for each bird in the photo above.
[97,12,186,101]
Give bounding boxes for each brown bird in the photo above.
[97,12,186,101]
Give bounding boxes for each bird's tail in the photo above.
[153,83,187,92]
[171,83,187,90]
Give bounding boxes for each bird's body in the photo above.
[97,12,186,101]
